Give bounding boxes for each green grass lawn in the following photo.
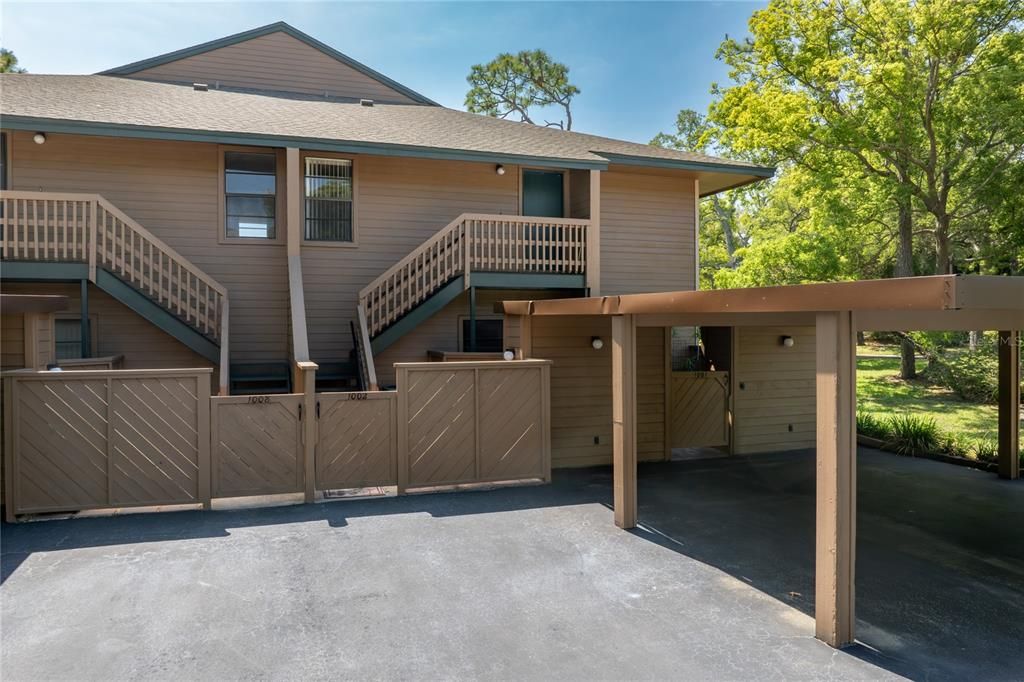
[856,355,1005,444]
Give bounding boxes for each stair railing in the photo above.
[358,213,589,338]
[1,190,228,343]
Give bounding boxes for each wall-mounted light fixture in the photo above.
[33,132,47,145]
[495,164,506,176]
[503,349,515,361]
[780,335,795,348]
[591,336,604,350]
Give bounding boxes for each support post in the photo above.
[80,279,91,358]
[298,361,318,503]
[468,286,477,352]
[196,370,211,510]
[998,330,1020,480]
[587,169,601,296]
[612,314,637,529]
[815,311,857,648]
[4,376,16,522]
[218,298,229,396]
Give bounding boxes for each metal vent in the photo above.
[193,83,209,92]
[360,99,374,107]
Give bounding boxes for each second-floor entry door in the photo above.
[522,169,565,218]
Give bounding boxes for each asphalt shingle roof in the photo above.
[0,74,771,179]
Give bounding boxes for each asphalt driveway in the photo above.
[2,448,1021,680]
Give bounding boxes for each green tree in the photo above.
[710,0,1024,376]
[0,47,26,73]
[465,50,579,130]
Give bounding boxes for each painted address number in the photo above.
[348,392,368,400]
[247,395,273,404]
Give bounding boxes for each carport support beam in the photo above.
[998,330,1020,480]
[612,314,637,529]
[815,311,856,648]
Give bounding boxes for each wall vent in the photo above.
[360,99,374,107]
[193,83,209,92]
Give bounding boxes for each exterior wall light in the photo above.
[781,335,795,348]
[591,336,604,350]
[33,132,47,145]
[503,349,515,361]
[495,164,506,176]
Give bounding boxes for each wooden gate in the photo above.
[670,371,730,448]
[396,360,551,490]
[2,369,211,519]
[316,391,397,490]
[210,394,304,498]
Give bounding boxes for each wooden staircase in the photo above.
[355,212,589,378]
[0,191,230,392]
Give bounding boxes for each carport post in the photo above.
[612,314,637,529]
[998,330,1020,480]
[814,311,857,648]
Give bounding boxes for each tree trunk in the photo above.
[894,196,917,379]
[712,196,737,266]
[934,214,953,274]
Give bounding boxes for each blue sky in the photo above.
[2,1,764,144]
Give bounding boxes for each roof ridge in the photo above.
[96,21,438,106]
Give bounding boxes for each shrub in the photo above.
[856,412,889,440]
[939,433,969,459]
[970,439,998,463]
[886,415,940,456]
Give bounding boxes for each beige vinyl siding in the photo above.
[303,156,521,366]
[568,169,591,219]
[1,314,25,369]
[124,31,418,104]
[2,282,211,370]
[733,326,816,454]
[9,131,289,362]
[636,327,667,460]
[600,167,695,295]
[530,316,664,468]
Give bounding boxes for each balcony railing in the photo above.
[358,213,589,337]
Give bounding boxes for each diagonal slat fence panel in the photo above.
[210,395,303,498]
[670,372,730,448]
[396,360,551,490]
[3,369,211,518]
[316,392,396,490]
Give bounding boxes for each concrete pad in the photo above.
[1,448,1019,680]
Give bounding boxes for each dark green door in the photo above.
[522,170,564,218]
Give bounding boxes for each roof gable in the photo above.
[100,22,436,105]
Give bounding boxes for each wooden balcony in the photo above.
[358,213,590,338]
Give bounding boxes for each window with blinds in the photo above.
[305,157,353,242]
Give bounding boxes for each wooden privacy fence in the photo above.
[397,360,552,489]
[3,361,551,519]
[2,368,211,520]
[669,371,730,448]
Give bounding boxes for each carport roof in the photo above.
[497,275,1024,329]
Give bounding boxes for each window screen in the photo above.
[305,157,353,242]
[225,151,276,239]
[461,319,504,352]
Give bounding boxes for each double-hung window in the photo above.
[304,157,353,242]
[224,152,277,240]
